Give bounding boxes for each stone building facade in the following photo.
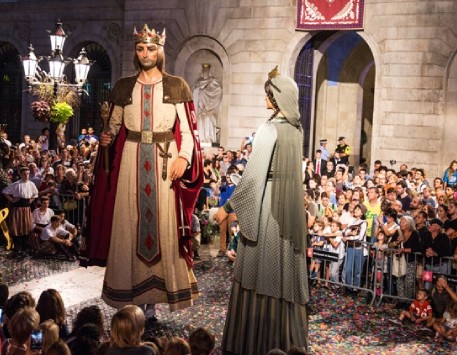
[0,0,456,177]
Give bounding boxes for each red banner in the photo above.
[296,0,364,30]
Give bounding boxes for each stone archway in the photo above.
[295,31,376,169]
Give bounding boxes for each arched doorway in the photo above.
[67,42,112,139]
[0,42,22,143]
[295,31,375,168]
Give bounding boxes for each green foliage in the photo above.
[50,102,74,124]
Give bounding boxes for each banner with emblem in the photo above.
[296,0,365,30]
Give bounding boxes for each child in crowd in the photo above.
[371,230,388,296]
[164,337,190,355]
[106,305,156,355]
[394,289,432,326]
[433,301,457,341]
[323,221,344,287]
[2,307,40,355]
[226,221,240,263]
[189,327,215,355]
[309,220,325,280]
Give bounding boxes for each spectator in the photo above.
[393,289,432,326]
[2,307,40,355]
[217,173,237,257]
[40,319,60,354]
[324,220,345,285]
[2,166,38,254]
[364,187,381,243]
[396,180,411,214]
[2,291,36,339]
[444,201,457,257]
[189,327,215,355]
[164,337,190,355]
[428,275,457,327]
[70,323,103,355]
[325,160,335,178]
[415,168,428,193]
[434,177,445,195]
[422,187,436,208]
[66,305,104,350]
[342,203,368,291]
[443,160,457,188]
[395,216,422,299]
[36,289,69,340]
[39,215,78,260]
[106,305,155,355]
[433,300,457,341]
[31,196,54,233]
[53,165,66,188]
[45,339,71,355]
[422,218,452,278]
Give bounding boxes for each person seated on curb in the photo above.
[39,215,79,261]
[56,210,80,250]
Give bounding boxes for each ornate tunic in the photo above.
[101,80,199,310]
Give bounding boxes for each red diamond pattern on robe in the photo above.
[145,233,154,250]
[144,160,152,172]
[144,92,150,100]
[145,208,153,223]
[144,184,152,197]
[144,110,150,117]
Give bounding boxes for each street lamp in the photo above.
[20,20,94,149]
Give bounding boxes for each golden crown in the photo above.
[133,24,166,46]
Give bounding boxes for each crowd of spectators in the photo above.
[0,128,99,259]
[0,283,219,354]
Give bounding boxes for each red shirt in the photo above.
[410,299,432,318]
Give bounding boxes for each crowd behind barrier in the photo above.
[1,128,457,345]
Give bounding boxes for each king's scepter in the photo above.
[100,101,110,176]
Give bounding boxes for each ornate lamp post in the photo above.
[20,20,93,150]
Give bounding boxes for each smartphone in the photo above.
[30,330,43,350]
[0,308,3,324]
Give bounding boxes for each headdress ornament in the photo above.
[133,24,166,46]
[0,124,7,134]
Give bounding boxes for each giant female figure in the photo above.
[215,67,309,353]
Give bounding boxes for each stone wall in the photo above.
[0,0,456,176]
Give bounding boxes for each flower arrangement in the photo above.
[30,84,80,124]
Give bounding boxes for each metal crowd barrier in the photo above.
[307,240,376,305]
[307,242,457,306]
[58,193,86,231]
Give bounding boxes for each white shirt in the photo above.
[2,179,38,199]
[40,224,69,241]
[32,207,54,228]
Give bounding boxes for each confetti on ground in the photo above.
[2,249,456,353]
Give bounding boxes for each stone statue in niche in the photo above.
[192,63,222,144]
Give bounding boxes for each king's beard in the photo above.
[140,59,157,71]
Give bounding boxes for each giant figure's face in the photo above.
[136,43,158,70]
